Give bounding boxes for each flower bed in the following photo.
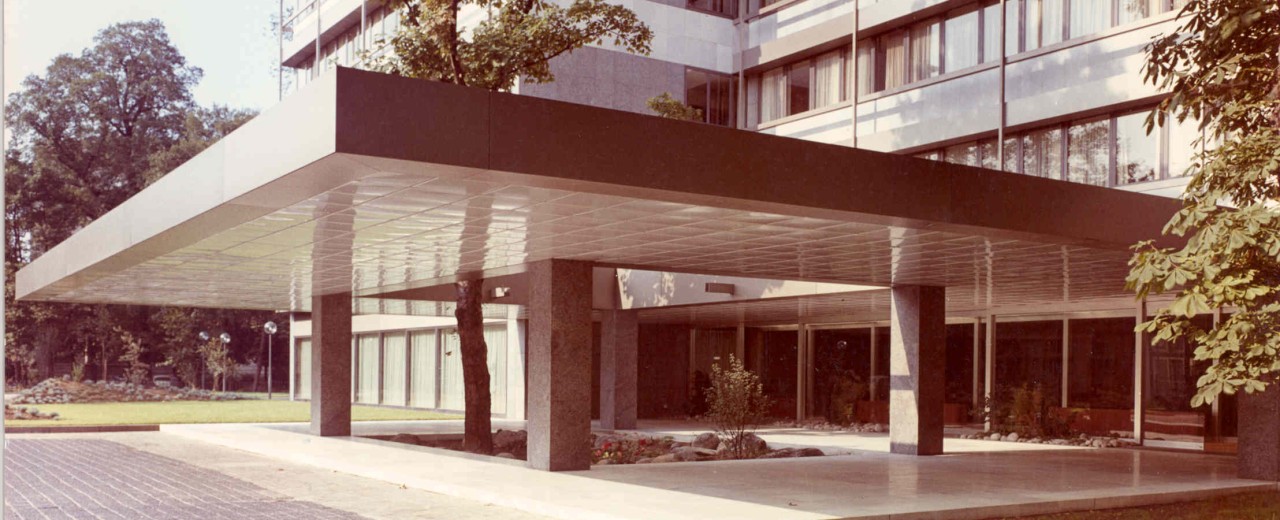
[5,403,59,421]
[10,377,247,405]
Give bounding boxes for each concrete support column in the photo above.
[310,292,352,437]
[1239,388,1280,480]
[1134,299,1148,443]
[527,259,593,471]
[600,310,639,430]
[889,285,946,456]
[984,314,996,432]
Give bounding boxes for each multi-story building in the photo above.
[270,0,1223,451]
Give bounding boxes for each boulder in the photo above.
[635,457,654,464]
[759,448,796,459]
[1007,432,1019,442]
[495,452,516,459]
[692,432,720,450]
[651,453,678,463]
[740,433,768,454]
[795,448,824,457]
[494,429,527,450]
[671,447,701,462]
[988,433,1001,441]
[596,459,615,465]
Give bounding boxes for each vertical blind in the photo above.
[382,333,407,406]
[356,334,380,404]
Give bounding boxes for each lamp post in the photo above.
[264,321,278,400]
[219,332,231,392]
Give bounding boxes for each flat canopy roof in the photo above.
[17,68,1179,312]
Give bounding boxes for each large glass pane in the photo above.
[814,50,844,108]
[1067,117,1110,185]
[753,330,799,419]
[382,333,407,406]
[1029,0,1064,50]
[979,138,1000,169]
[356,334,380,404]
[1115,111,1159,184]
[881,31,908,90]
[1068,318,1135,436]
[1144,316,1213,447]
[1022,127,1063,179]
[1167,115,1201,178]
[440,330,465,410]
[788,62,811,115]
[760,68,786,122]
[945,141,979,167]
[484,325,508,415]
[994,320,1063,397]
[857,40,877,95]
[1118,0,1153,24]
[983,2,1002,63]
[811,328,872,424]
[945,8,980,72]
[1069,0,1110,39]
[1003,135,1021,172]
[910,20,942,82]
[945,324,977,425]
[296,339,311,400]
[1006,0,1020,55]
[409,330,437,408]
[708,74,736,127]
[685,69,710,123]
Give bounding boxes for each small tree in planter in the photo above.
[706,355,770,459]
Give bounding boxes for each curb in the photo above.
[7,424,161,434]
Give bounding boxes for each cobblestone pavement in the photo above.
[4,438,366,519]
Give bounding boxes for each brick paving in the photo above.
[4,439,367,520]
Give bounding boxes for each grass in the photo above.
[6,398,460,427]
[1000,491,1280,519]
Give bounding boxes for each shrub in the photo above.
[705,355,771,459]
[983,383,1075,438]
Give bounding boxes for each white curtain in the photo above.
[296,339,311,400]
[484,325,508,415]
[881,31,907,89]
[760,68,786,122]
[945,9,979,72]
[909,21,940,82]
[439,330,465,411]
[1069,0,1107,39]
[357,335,380,404]
[382,333,407,406]
[814,51,843,108]
[856,42,876,95]
[1031,0,1064,49]
[410,330,437,408]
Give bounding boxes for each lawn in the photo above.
[1001,491,1280,519]
[6,399,460,427]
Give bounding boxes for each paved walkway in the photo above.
[4,433,547,520]
[162,421,1273,520]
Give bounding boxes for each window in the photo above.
[1003,136,1020,172]
[1068,117,1110,186]
[880,30,908,90]
[1027,0,1064,50]
[688,0,737,18]
[982,2,1002,63]
[356,334,380,404]
[1115,111,1159,184]
[814,50,844,107]
[979,138,1000,169]
[1166,115,1201,178]
[382,333,407,406]
[296,339,312,400]
[1118,0,1155,25]
[910,19,941,82]
[409,330,437,408]
[945,141,979,166]
[1022,127,1063,179]
[857,41,877,95]
[761,68,786,122]
[1070,0,1111,39]
[687,69,737,127]
[1006,0,1021,55]
[946,8,980,72]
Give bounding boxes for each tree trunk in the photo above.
[456,279,493,454]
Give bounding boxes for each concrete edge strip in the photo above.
[161,424,833,520]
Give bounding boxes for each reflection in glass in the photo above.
[983,2,1002,62]
[1068,318,1134,435]
[812,329,872,424]
[994,320,1063,396]
[1116,111,1159,184]
[1070,0,1110,39]
[788,62,811,116]
[1068,117,1110,186]
[745,329,799,419]
[1022,127,1063,179]
[1167,114,1202,178]
[945,8,980,72]
[945,141,979,167]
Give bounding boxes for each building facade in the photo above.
[276,0,1230,452]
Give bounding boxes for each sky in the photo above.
[4,0,281,111]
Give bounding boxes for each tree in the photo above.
[646,93,702,122]
[1126,0,1279,407]
[368,0,652,454]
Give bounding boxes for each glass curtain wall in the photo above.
[1070,0,1111,39]
[744,329,799,419]
[1115,111,1160,184]
[810,328,872,424]
[356,334,380,404]
[910,20,942,82]
[382,333,407,406]
[1067,318,1135,435]
[760,69,786,122]
[1144,316,1213,446]
[483,326,508,415]
[945,8,980,72]
[1067,117,1110,185]
[994,320,1063,397]
[440,330,465,410]
[409,330,437,408]
[945,324,978,424]
[1022,127,1063,179]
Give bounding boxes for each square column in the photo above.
[527,259,593,471]
[600,310,639,430]
[310,292,352,436]
[889,285,945,456]
[1239,389,1280,480]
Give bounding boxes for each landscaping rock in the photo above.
[989,433,1001,441]
[596,459,615,465]
[495,452,516,459]
[390,433,420,446]
[1007,433,1019,442]
[651,454,678,463]
[741,433,768,454]
[795,448,824,457]
[692,432,720,450]
[759,448,796,459]
[635,457,653,464]
[672,447,701,462]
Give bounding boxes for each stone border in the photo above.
[7,424,160,434]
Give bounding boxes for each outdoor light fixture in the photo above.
[704,282,736,295]
[264,321,278,400]
[492,286,511,299]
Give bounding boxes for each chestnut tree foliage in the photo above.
[1127,0,1280,407]
[366,0,652,454]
